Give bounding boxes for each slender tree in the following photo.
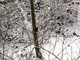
[29,0,42,59]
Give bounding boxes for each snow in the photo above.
[0,0,80,60]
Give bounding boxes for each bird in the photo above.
[33,27,38,32]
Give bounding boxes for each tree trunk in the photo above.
[29,0,42,59]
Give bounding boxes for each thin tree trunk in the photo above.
[29,0,42,59]
[3,42,5,60]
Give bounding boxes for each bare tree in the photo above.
[29,0,42,59]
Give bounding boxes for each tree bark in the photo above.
[29,0,42,59]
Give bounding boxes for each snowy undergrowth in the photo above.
[0,0,80,60]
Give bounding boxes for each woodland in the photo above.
[0,0,80,60]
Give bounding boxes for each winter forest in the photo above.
[0,0,80,60]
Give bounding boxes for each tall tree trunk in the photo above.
[29,0,42,59]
